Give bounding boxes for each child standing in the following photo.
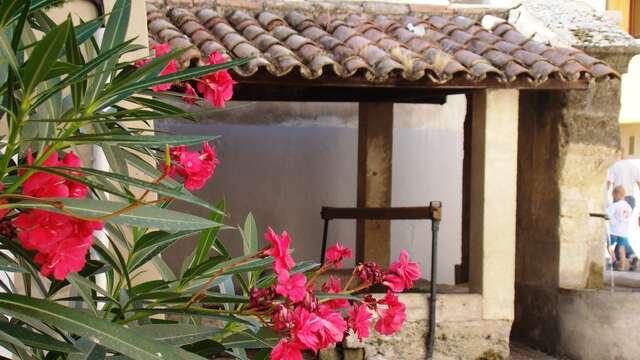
[607,185,638,271]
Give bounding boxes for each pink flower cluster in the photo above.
[10,150,103,280]
[135,46,236,108]
[251,228,421,360]
[183,52,236,108]
[167,142,220,191]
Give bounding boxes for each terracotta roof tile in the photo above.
[146,1,619,86]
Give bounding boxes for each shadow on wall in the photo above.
[158,96,466,284]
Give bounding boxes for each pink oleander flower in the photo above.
[135,44,178,92]
[374,291,406,336]
[315,305,348,348]
[181,82,198,104]
[196,52,236,108]
[264,227,295,274]
[321,276,349,309]
[271,338,303,360]
[275,271,308,303]
[325,242,352,268]
[383,250,421,292]
[349,303,373,341]
[291,307,323,352]
[14,210,102,280]
[22,150,88,199]
[15,150,102,280]
[169,142,219,191]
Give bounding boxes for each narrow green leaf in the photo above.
[9,198,218,231]
[44,165,218,212]
[21,18,71,95]
[129,230,199,271]
[84,0,131,107]
[190,202,227,268]
[0,321,78,353]
[67,275,98,316]
[101,58,249,105]
[242,213,258,257]
[135,324,221,346]
[0,257,27,273]
[0,0,22,26]
[221,329,278,349]
[35,134,218,146]
[0,294,207,360]
[68,339,106,360]
[0,32,21,85]
[66,21,86,112]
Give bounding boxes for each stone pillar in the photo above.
[469,89,519,320]
[356,103,393,266]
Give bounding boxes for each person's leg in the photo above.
[612,236,625,270]
[620,236,638,270]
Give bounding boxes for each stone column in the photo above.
[356,103,393,266]
[469,89,519,320]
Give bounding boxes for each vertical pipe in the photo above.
[320,219,329,264]
[427,202,441,360]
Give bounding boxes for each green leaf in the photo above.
[0,321,78,353]
[31,38,135,110]
[37,134,218,146]
[68,339,106,360]
[67,274,98,316]
[129,230,199,271]
[20,18,71,95]
[101,58,249,105]
[23,165,219,212]
[0,294,207,360]
[135,324,221,346]
[242,213,258,257]
[189,202,227,269]
[66,22,86,112]
[0,32,21,85]
[0,0,22,26]
[10,198,218,231]
[0,257,27,273]
[221,329,278,349]
[128,96,194,121]
[84,0,131,107]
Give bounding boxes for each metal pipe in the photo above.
[320,219,329,264]
[427,201,442,360]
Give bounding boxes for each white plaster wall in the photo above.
[158,96,465,284]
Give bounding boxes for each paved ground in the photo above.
[604,270,640,289]
[511,343,562,360]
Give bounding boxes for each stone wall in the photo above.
[510,0,640,354]
[318,294,512,360]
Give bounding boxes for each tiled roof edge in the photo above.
[150,0,511,19]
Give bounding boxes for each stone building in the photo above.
[55,0,639,358]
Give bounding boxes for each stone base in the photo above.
[319,293,512,360]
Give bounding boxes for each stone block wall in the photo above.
[319,294,512,360]
[513,59,631,354]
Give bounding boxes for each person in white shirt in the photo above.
[606,153,640,209]
[607,186,638,271]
